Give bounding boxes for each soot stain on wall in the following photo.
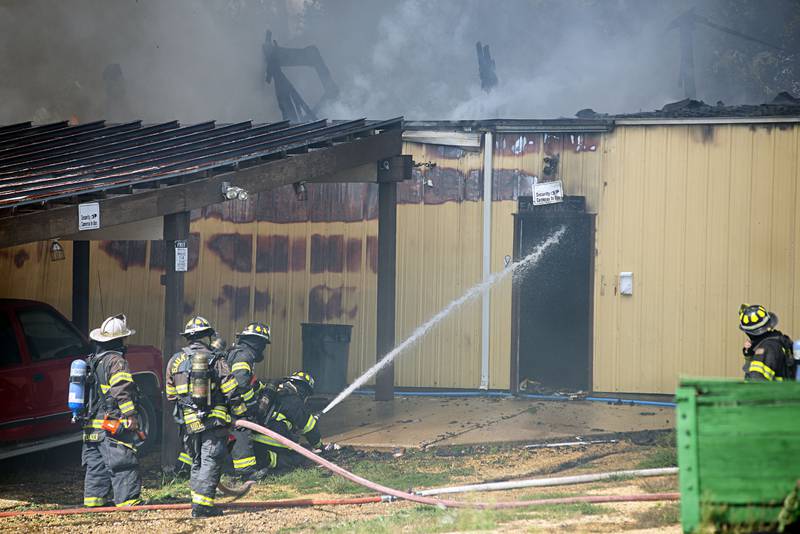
[207,233,253,273]
[256,235,289,273]
[213,285,251,321]
[99,240,146,270]
[308,284,358,322]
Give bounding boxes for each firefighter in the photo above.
[82,314,143,508]
[173,335,228,477]
[227,321,274,480]
[252,371,322,473]
[165,316,242,518]
[739,304,797,381]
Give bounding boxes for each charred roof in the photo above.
[577,92,800,120]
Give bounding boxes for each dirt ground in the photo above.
[0,398,680,533]
[0,434,679,533]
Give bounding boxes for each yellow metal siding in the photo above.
[394,141,485,388]
[593,123,800,393]
[0,241,72,317]
[5,123,798,395]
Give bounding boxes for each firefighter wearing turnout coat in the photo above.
[82,314,143,508]
[254,371,322,472]
[227,321,274,480]
[165,316,243,518]
[739,304,797,382]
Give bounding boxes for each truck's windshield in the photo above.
[18,308,90,361]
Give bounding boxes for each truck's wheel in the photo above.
[136,395,160,455]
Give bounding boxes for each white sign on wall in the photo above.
[532,180,564,206]
[175,240,188,272]
[78,202,100,231]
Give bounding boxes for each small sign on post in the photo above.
[175,240,188,272]
[532,180,564,206]
[78,202,100,231]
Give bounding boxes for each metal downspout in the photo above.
[480,132,493,389]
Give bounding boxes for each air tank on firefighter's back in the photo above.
[191,351,210,406]
[68,359,87,421]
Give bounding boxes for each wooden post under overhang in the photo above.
[160,211,189,471]
[375,176,399,401]
[71,240,90,337]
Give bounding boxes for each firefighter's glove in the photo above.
[125,416,140,433]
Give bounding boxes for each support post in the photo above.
[480,132,493,389]
[160,211,189,471]
[375,179,397,401]
[71,240,90,336]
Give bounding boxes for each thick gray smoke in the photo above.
[1,0,797,124]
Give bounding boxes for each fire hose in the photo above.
[0,420,679,518]
[235,420,679,510]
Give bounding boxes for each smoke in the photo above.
[0,0,796,125]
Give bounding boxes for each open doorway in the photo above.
[511,197,594,393]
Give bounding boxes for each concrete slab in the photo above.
[316,395,674,450]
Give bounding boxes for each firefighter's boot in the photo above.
[191,504,223,518]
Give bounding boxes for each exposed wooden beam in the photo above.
[0,128,402,249]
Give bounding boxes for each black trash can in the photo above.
[301,323,352,395]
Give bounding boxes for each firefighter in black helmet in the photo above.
[227,321,275,480]
[251,371,323,473]
[165,316,243,518]
[739,304,797,381]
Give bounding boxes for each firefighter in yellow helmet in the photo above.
[165,316,242,518]
[739,304,796,381]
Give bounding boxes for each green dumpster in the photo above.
[676,379,800,532]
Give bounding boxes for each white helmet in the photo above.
[89,314,135,342]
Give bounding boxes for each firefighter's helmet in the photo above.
[738,304,778,336]
[90,314,135,342]
[238,321,271,343]
[181,316,214,337]
[287,371,315,395]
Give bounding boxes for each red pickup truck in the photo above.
[0,299,163,459]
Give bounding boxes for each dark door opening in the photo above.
[511,197,594,393]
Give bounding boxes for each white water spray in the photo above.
[322,225,567,415]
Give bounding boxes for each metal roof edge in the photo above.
[615,116,800,126]
[402,119,614,133]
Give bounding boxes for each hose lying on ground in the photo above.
[236,419,680,510]
[416,467,679,496]
[0,422,679,518]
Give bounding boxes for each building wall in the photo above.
[593,123,800,393]
[0,134,606,391]
[3,123,797,394]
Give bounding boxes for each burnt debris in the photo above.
[263,30,340,123]
[475,41,498,93]
[576,92,800,119]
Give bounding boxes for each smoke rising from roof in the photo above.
[0,0,797,124]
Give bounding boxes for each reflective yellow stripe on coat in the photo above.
[749,360,776,381]
[109,372,133,386]
[231,362,251,373]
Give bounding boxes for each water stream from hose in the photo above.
[322,225,566,415]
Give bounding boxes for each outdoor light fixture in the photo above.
[221,181,249,201]
[50,239,65,262]
[293,181,307,201]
